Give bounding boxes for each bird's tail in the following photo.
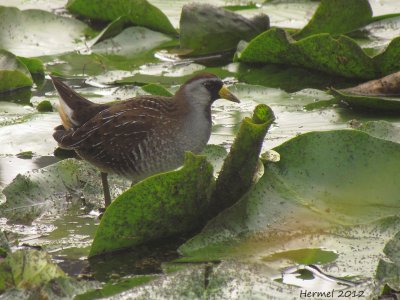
[50,75,98,129]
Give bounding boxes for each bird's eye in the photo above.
[202,82,211,88]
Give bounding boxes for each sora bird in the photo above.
[50,73,240,207]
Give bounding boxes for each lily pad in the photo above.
[236,62,356,93]
[91,26,173,58]
[268,130,400,224]
[372,36,400,76]
[0,249,65,293]
[328,68,400,113]
[0,50,33,93]
[0,6,90,57]
[376,230,400,290]
[294,0,373,39]
[66,0,176,35]
[0,158,131,224]
[74,275,156,299]
[39,277,100,300]
[355,120,400,143]
[104,265,207,299]
[211,104,275,216]
[180,130,400,270]
[179,3,269,56]
[16,57,44,77]
[0,231,10,254]
[330,88,400,112]
[89,152,214,257]
[88,16,130,47]
[237,28,378,79]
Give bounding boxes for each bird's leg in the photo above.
[101,172,111,208]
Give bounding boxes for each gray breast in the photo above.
[121,111,212,181]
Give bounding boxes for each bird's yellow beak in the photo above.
[218,85,240,103]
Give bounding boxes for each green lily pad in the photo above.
[236,62,356,93]
[263,248,338,265]
[66,0,176,35]
[16,57,44,76]
[0,249,65,293]
[294,0,373,39]
[376,231,400,289]
[99,261,376,299]
[91,26,173,58]
[0,50,45,94]
[0,158,131,224]
[330,88,400,112]
[356,121,400,143]
[0,50,33,93]
[39,277,100,300]
[88,16,130,47]
[211,104,275,216]
[102,265,207,299]
[269,130,400,224]
[179,130,400,270]
[179,3,269,56]
[328,71,400,112]
[0,231,10,254]
[237,28,378,79]
[74,275,156,299]
[0,6,90,57]
[42,52,108,77]
[89,152,214,257]
[373,36,400,76]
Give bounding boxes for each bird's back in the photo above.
[54,95,194,180]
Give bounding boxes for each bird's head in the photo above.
[176,73,240,108]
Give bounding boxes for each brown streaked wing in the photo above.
[56,96,183,173]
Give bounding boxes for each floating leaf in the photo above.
[356,120,400,143]
[268,130,400,224]
[103,265,207,299]
[330,88,400,113]
[0,159,131,224]
[295,0,373,39]
[372,37,400,76]
[0,6,90,57]
[211,104,275,217]
[75,275,156,299]
[376,231,400,289]
[180,130,400,275]
[89,152,214,257]
[39,277,100,300]
[0,50,33,93]
[0,232,10,254]
[236,63,355,93]
[237,28,378,79]
[91,27,173,58]
[179,3,269,56]
[88,16,130,47]
[66,0,176,35]
[0,249,65,293]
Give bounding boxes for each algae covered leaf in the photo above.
[67,0,176,35]
[89,152,214,257]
